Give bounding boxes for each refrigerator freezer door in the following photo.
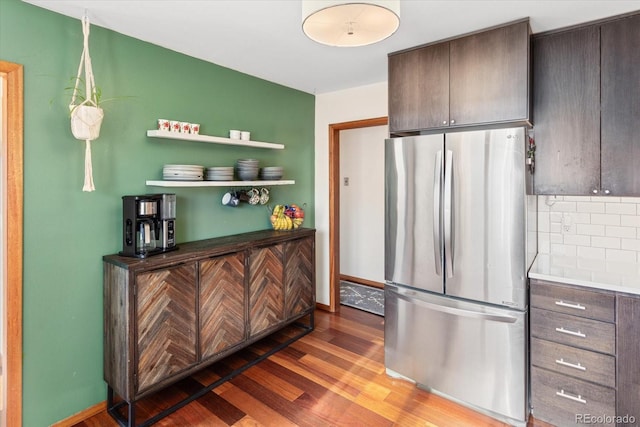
[385,284,528,424]
[385,134,444,293]
[444,127,528,309]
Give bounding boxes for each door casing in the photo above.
[328,116,387,312]
[0,60,23,427]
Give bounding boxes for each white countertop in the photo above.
[529,253,640,295]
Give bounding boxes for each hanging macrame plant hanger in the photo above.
[69,14,104,192]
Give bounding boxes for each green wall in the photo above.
[0,1,315,425]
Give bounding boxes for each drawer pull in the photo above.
[555,358,586,371]
[556,389,587,404]
[555,300,586,310]
[555,327,586,338]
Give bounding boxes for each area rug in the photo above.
[340,281,384,316]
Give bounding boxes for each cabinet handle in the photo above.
[556,389,587,404]
[555,300,586,311]
[592,189,599,194]
[604,189,611,195]
[555,358,587,371]
[450,119,456,124]
[443,120,448,125]
[555,327,586,338]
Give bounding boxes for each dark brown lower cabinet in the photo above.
[531,279,640,426]
[616,294,640,424]
[103,229,315,426]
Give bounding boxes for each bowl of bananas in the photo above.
[270,204,304,230]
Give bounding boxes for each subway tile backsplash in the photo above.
[538,195,640,262]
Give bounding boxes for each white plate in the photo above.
[206,167,234,171]
[164,164,204,169]
[164,176,203,181]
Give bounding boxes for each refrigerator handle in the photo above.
[444,150,454,278]
[389,286,518,324]
[433,150,442,276]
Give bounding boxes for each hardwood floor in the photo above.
[74,306,552,426]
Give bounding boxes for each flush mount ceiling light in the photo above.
[302,0,400,47]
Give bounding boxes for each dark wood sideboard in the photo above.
[103,228,316,427]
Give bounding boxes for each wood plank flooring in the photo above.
[73,306,553,426]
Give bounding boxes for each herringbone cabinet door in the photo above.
[199,253,246,360]
[284,237,314,318]
[249,245,284,337]
[136,263,197,393]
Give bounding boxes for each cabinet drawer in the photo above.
[531,337,615,387]
[532,367,616,427]
[531,280,615,322]
[531,308,615,354]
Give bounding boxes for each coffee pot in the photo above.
[120,194,177,258]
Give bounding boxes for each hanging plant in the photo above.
[69,15,103,192]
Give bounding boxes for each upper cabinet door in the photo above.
[449,21,530,126]
[388,43,450,133]
[601,14,640,196]
[532,27,601,195]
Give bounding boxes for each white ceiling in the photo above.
[22,0,640,94]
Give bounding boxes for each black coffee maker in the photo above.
[120,194,177,258]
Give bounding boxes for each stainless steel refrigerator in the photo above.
[384,127,537,426]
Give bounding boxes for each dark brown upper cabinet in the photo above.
[601,14,640,196]
[532,26,601,195]
[388,20,530,134]
[449,21,530,127]
[388,43,450,132]
[533,12,640,196]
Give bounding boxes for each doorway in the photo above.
[0,60,24,427]
[328,116,387,312]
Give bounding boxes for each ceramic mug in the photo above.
[221,191,239,207]
[157,119,170,131]
[259,187,270,205]
[180,122,191,133]
[248,188,260,205]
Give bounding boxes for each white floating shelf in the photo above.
[147,130,285,149]
[146,179,295,188]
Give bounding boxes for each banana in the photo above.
[278,215,287,230]
[284,215,292,230]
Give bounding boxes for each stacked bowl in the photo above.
[163,164,204,181]
[260,166,283,180]
[205,166,234,181]
[236,159,259,181]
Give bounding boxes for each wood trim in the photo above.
[339,274,384,290]
[50,401,106,427]
[328,117,388,312]
[0,60,23,427]
[315,302,331,312]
